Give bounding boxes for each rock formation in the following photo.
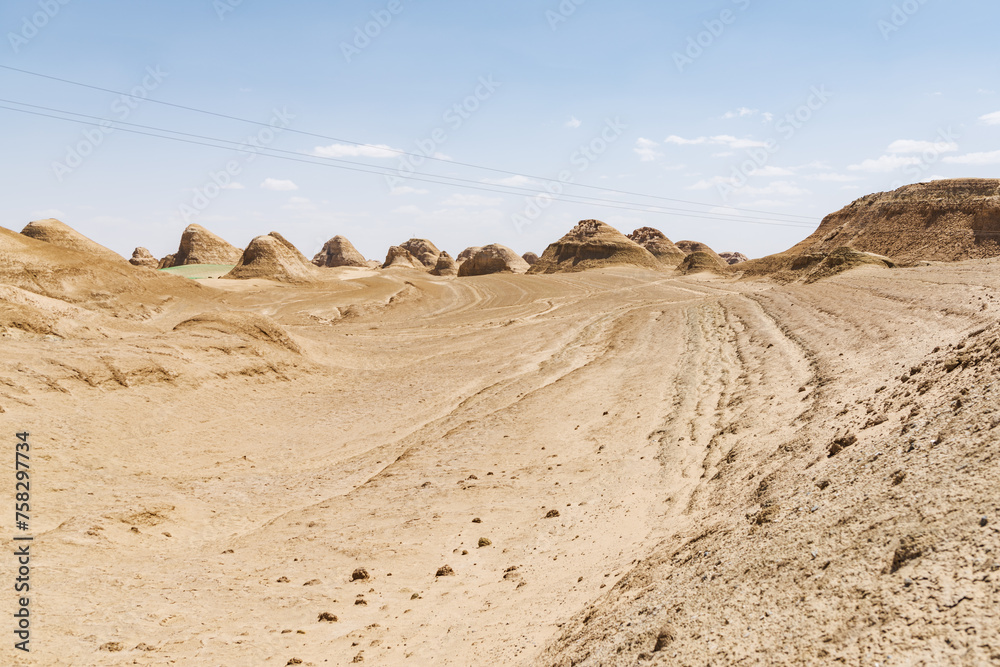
[431,251,458,276]
[522,252,539,266]
[312,235,368,268]
[457,244,531,277]
[20,218,125,262]
[161,224,243,267]
[719,252,749,265]
[129,247,158,268]
[382,246,424,269]
[785,178,1000,263]
[456,247,483,265]
[627,227,686,266]
[527,220,659,274]
[675,240,728,266]
[223,233,320,283]
[400,239,441,269]
[679,251,728,275]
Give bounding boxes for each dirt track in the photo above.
[2,261,999,665]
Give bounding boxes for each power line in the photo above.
[0,64,819,223]
[0,103,821,230]
[0,98,818,229]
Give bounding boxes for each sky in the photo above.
[2,0,1000,261]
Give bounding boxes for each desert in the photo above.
[1,179,999,665]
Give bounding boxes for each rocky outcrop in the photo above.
[400,239,441,269]
[223,233,320,283]
[457,244,531,277]
[456,247,483,265]
[431,251,458,276]
[157,254,176,269]
[20,218,125,263]
[129,247,158,268]
[627,227,686,267]
[528,220,659,274]
[162,224,243,267]
[719,252,749,265]
[679,251,728,275]
[312,235,368,268]
[382,246,424,269]
[784,179,1000,263]
[522,252,539,266]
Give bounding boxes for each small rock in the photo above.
[352,654,365,663]
[318,612,337,622]
[277,576,290,583]
[352,568,370,581]
[410,593,421,600]
[303,579,321,586]
[545,509,561,518]
[99,642,123,652]
[287,660,303,666]
[354,598,367,606]
[472,518,482,523]
[436,565,455,577]
[653,625,676,652]
[982,516,990,527]
[478,537,492,547]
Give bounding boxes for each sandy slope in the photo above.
[1,262,998,666]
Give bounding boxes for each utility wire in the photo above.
[0,103,815,229]
[0,98,818,229]
[0,64,819,223]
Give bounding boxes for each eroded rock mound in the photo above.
[223,234,320,283]
[21,219,125,262]
[801,247,895,283]
[129,247,158,268]
[162,224,243,267]
[456,247,483,265]
[675,240,728,266]
[627,227,686,266]
[679,251,728,275]
[719,252,749,265]
[522,252,539,266]
[528,220,659,274]
[312,235,368,268]
[432,251,458,276]
[172,311,301,354]
[785,179,1000,263]
[382,246,424,270]
[458,244,530,277]
[400,239,441,269]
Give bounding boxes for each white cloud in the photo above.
[391,186,429,196]
[313,143,399,159]
[634,137,663,162]
[979,111,1000,125]
[722,107,759,119]
[943,150,1000,165]
[887,139,958,154]
[761,112,774,123]
[441,194,503,207]
[565,116,582,129]
[847,155,922,172]
[283,196,315,211]
[665,134,769,149]
[260,178,299,191]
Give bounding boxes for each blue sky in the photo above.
[2,0,999,261]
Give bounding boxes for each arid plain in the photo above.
[2,179,1000,666]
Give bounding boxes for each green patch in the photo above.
[159,264,235,280]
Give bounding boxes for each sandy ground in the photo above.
[1,261,999,665]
